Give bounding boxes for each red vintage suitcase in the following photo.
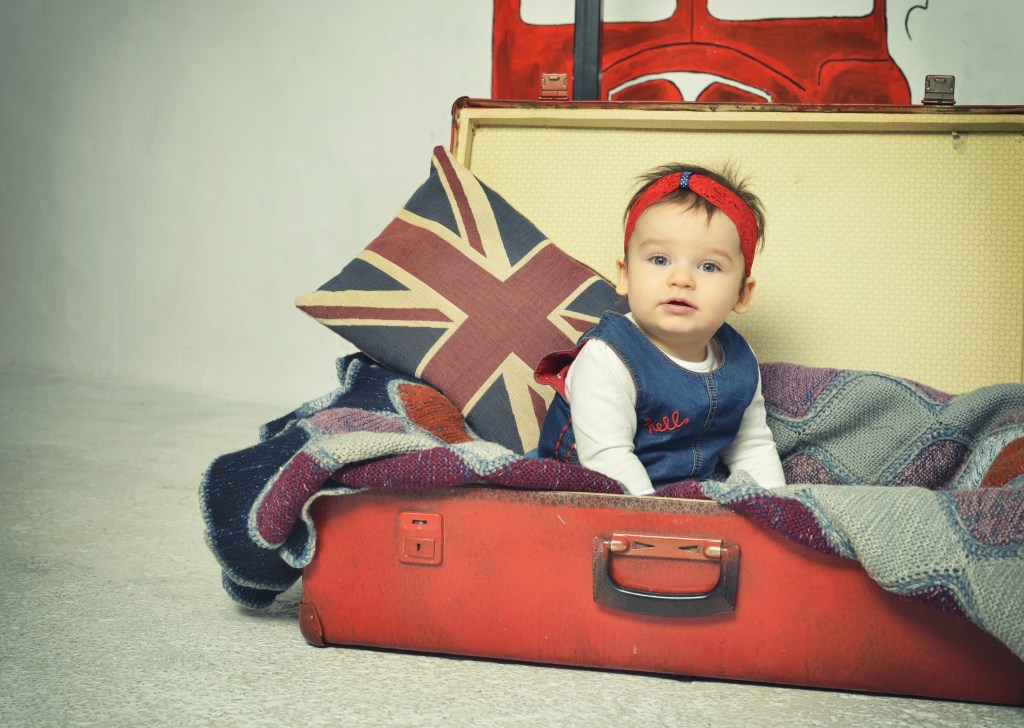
[300,487,1024,704]
[297,101,1024,705]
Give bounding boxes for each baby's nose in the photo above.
[669,265,694,286]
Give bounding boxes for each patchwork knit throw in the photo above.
[200,354,1024,660]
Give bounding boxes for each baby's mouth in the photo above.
[662,298,696,313]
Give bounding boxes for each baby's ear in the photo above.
[733,277,756,314]
[615,258,629,296]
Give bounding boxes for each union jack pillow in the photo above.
[295,146,626,453]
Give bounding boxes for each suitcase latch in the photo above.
[608,534,723,561]
[922,75,956,105]
[398,512,444,566]
[540,73,568,100]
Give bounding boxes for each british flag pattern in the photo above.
[296,146,625,453]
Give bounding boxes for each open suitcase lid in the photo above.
[450,99,1024,393]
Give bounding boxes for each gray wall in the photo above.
[1,1,1020,407]
[0,1,492,406]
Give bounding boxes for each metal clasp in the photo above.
[540,73,568,99]
[922,75,956,105]
[397,512,444,566]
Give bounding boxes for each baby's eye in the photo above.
[698,261,721,273]
[649,255,669,266]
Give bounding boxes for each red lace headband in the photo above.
[623,171,759,276]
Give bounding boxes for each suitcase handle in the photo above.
[592,535,738,618]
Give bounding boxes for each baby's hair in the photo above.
[624,163,766,252]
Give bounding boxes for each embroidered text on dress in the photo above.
[643,411,690,436]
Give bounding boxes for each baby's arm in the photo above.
[565,342,655,496]
[721,373,786,488]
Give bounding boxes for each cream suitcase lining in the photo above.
[452,102,1024,394]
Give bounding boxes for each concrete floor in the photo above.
[1,369,1022,727]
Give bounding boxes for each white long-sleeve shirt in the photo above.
[562,327,787,496]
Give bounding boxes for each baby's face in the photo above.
[616,201,754,362]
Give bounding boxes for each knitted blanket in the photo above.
[200,354,1024,659]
